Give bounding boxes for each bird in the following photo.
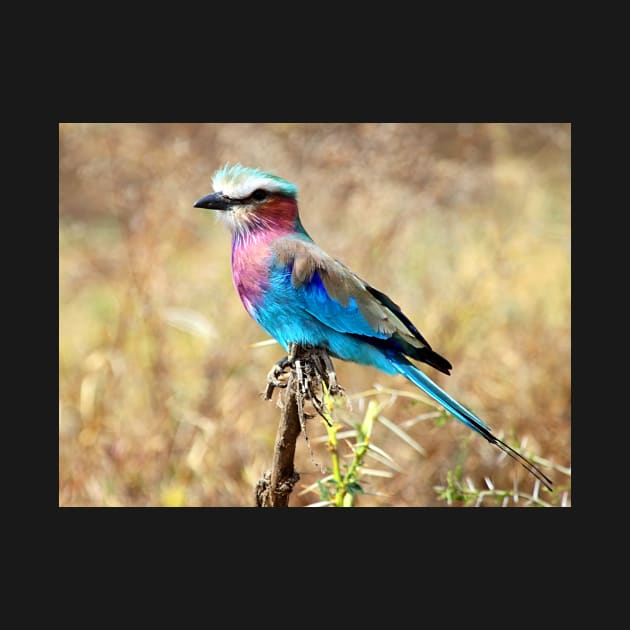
[194,163,552,491]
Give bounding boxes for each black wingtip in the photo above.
[421,350,453,376]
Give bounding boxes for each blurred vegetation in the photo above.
[59,123,571,507]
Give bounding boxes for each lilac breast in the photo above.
[231,236,274,317]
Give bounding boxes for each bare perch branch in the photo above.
[255,344,343,507]
[256,372,301,507]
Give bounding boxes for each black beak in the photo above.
[193,192,231,211]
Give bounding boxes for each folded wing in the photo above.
[273,238,452,375]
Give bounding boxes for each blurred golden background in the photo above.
[59,123,571,507]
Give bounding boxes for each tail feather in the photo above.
[390,356,553,491]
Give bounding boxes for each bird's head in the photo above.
[194,163,300,237]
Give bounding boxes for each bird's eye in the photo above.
[251,189,267,201]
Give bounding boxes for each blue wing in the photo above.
[269,237,452,374]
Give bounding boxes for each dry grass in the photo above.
[59,123,571,507]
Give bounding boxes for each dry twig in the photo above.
[255,344,342,507]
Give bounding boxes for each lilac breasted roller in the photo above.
[194,163,552,490]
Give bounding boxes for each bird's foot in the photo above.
[264,356,291,400]
[323,368,344,397]
[263,346,344,403]
[312,350,343,397]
